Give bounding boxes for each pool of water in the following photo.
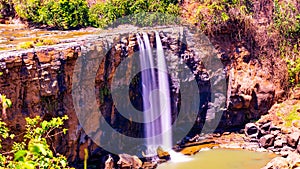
[157,149,276,169]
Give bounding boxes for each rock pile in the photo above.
[245,122,300,155]
[245,121,300,168]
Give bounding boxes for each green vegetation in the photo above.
[14,0,89,29]
[0,0,13,19]
[0,115,72,169]
[277,104,300,127]
[272,1,300,86]
[1,0,179,29]
[17,41,34,49]
[88,0,180,28]
[287,57,300,86]
[0,115,72,168]
[0,84,72,168]
[273,0,300,39]
[195,0,252,35]
[17,38,58,49]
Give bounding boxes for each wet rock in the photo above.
[104,155,114,169]
[287,131,300,148]
[157,146,170,160]
[245,123,259,138]
[274,139,285,148]
[287,152,300,168]
[240,94,252,108]
[229,95,243,109]
[260,122,271,135]
[280,146,294,157]
[262,157,289,169]
[293,120,300,128]
[259,134,275,148]
[117,154,142,169]
[269,125,281,136]
[281,127,292,134]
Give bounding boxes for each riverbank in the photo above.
[169,97,300,169]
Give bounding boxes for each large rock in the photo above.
[287,152,300,168]
[245,123,259,138]
[274,139,285,148]
[104,155,114,169]
[117,154,142,169]
[262,157,289,169]
[260,122,271,135]
[157,146,170,160]
[259,134,275,148]
[287,132,300,148]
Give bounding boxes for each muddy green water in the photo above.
[158,149,276,169]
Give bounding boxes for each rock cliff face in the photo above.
[0,26,288,164]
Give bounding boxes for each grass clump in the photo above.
[17,41,34,49]
[277,104,300,127]
[17,38,58,49]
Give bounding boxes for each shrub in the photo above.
[287,57,300,86]
[14,0,89,29]
[39,0,89,29]
[195,0,252,34]
[0,115,72,169]
[0,0,14,19]
[273,0,300,38]
[13,0,41,22]
[89,0,180,28]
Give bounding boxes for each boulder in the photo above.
[274,139,285,148]
[245,123,259,138]
[287,152,300,168]
[260,122,272,135]
[117,154,142,169]
[287,131,300,148]
[104,155,114,169]
[280,146,295,157]
[262,157,289,169]
[157,146,170,160]
[259,134,275,148]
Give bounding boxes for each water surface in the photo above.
[158,149,276,169]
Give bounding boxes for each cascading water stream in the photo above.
[155,31,172,149]
[136,32,172,154]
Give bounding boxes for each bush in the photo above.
[0,0,14,19]
[273,0,300,38]
[89,0,180,28]
[14,0,89,29]
[195,0,252,34]
[287,57,300,86]
[0,115,72,169]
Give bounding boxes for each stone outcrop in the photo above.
[262,152,300,169]
[0,24,289,166]
[0,26,214,164]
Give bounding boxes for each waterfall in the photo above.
[136,32,172,154]
[155,31,172,149]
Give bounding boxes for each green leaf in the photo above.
[60,159,67,167]
[5,98,12,108]
[29,142,47,156]
[41,121,48,130]
[10,134,15,139]
[14,150,27,161]
[63,128,68,134]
